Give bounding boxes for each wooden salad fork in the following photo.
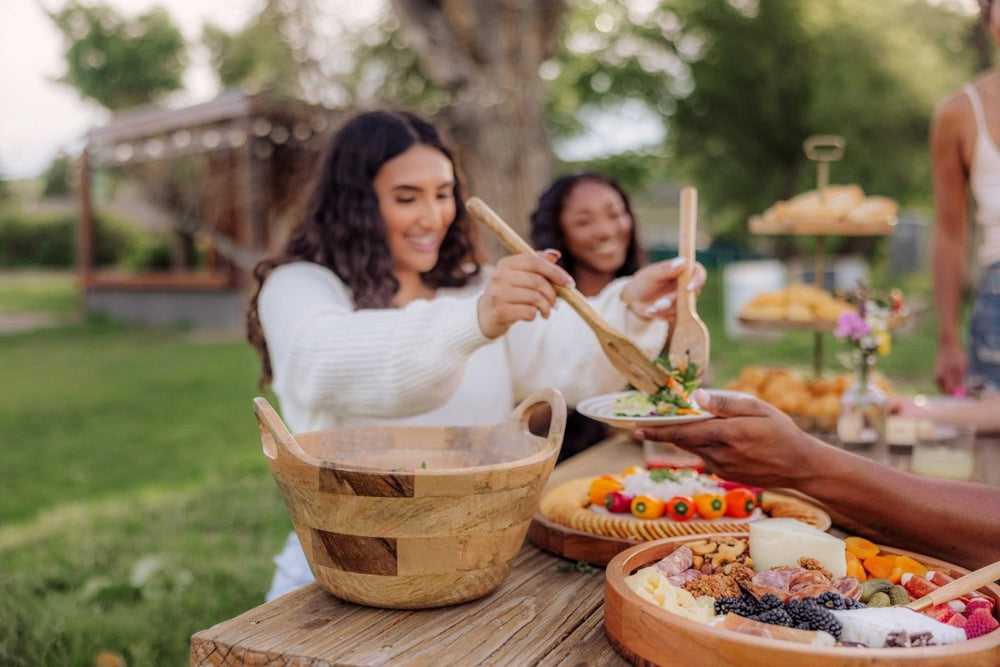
[667,186,710,376]
[465,197,670,395]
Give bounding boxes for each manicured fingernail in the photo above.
[687,279,698,291]
[693,388,710,406]
[561,273,575,287]
[634,429,646,440]
[643,295,672,317]
[670,257,686,268]
[542,248,562,260]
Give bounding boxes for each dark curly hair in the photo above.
[246,110,480,387]
[529,172,645,281]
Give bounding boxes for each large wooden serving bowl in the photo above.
[254,389,565,609]
[604,534,1000,666]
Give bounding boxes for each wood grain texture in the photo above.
[466,196,670,395]
[255,390,565,608]
[668,186,710,375]
[604,536,1000,666]
[189,544,628,666]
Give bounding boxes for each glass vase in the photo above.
[837,355,887,448]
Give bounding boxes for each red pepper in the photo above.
[724,487,757,518]
[664,495,695,522]
[604,491,634,513]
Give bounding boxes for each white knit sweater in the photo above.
[258,261,669,434]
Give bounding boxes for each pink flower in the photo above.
[835,311,869,341]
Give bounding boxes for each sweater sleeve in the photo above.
[258,262,490,419]
[505,276,669,406]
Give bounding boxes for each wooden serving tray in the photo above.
[604,535,1000,666]
[528,478,831,566]
[749,214,897,236]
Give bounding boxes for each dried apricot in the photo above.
[864,554,904,583]
[894,555,928,578]
[845,551,867,581]
[845,536,880,560]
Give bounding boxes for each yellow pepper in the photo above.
[588,475,623,507]
[693,492,727,520]
[630,494,666,519]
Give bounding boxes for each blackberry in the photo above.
[785,599,842,638]
[715,594,759,617]
[750,607,794,628]
[814,591,866,610]
[758,593,784,611]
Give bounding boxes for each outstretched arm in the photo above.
[637,389,1000,569]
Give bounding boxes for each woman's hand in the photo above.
[934,342,967,396]
[477,252,576,339]
[620,258,707,324]
[635,389,824,488]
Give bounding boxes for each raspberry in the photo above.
[964,608,1000,640]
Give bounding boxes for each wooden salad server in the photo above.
[466,196,670,395]
[667,186,710,376]
[905,559,1000,612]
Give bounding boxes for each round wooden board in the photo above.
[604,536,1000,666]
[528,478,832,566]
[749,214,897,236]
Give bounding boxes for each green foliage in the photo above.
[41,152,76,198]
[0,210,139,268]
[48,1,188,110]
[0,271,79,315]
[202,1,302,97]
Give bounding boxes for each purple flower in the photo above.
[835,311,870,341]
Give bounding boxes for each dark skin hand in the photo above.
[636,389,1000,570]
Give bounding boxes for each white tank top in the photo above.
[965,84,1000,268]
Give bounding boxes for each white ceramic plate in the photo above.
[576,391,716,429]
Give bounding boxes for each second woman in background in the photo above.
[529,172,651,459]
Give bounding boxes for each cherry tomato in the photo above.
[693,492,727,520]
[588,475,623,507]
[630,494,666,519]
[724,487,757,518]
[605,491,634,513]
[664,495,695,522]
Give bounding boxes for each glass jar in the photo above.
[837,355,887,448]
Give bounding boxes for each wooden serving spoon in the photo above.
[667,186,710,375]
[905,559,1000,612]
[465,197,670,395]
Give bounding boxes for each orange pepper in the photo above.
[724,487,757,518]
[845,551,867,582]
[693,492,727,520]
[894,555,928,578]
[864,554,904,583]
[631,494,666,519]
[588,475,623,507]
[621,466,644,477]
[844,536,880,560]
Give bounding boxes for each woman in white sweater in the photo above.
[246,110,705,600]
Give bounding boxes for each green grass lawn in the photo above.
[0,266,943,666]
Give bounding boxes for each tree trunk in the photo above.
[391,0,565,258]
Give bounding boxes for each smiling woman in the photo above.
[243,109,703,601]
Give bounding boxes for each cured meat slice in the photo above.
[655,545,693,577]
[666,569,701,587]
[752,565,804,590]
[717,613,836,646]
[788,569,832,591]
[834,576,862,600]
[786,583,839,601]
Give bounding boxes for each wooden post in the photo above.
[77,148,94,286]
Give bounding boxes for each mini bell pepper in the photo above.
[630,494,666,519]
[724,487,757,518]
[588,475,623,507]
[664,495,695,521]
[693,492,727,520]
[605,491,634,513]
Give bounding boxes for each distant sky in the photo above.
[0,0,981,180]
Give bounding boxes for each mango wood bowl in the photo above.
[604,534,1000,666]
[254,388,565,609]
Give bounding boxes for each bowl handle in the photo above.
[508,388,567,456]
[254,396,309,463]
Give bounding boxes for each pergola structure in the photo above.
[78,91,339,329]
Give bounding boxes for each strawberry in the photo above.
[964,608,1000,640]
[945,613,968,629]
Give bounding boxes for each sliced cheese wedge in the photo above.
[749,518,847,578]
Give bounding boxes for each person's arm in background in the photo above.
[890,393,1000,433]
[637,390,1000,570]
[930,93,972,395]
